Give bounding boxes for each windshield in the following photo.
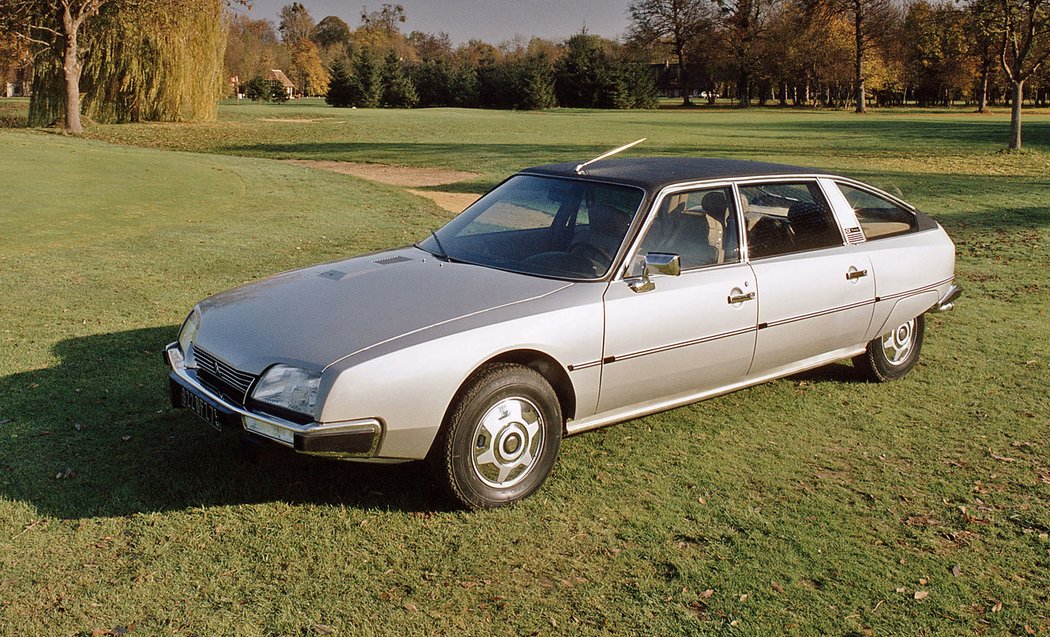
[418,175,645,280]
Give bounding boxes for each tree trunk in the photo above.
[780,81,788,106]
[853,0,866,114]
[62,5,83,134]
[1008,80,1023,150]
[977,62,989,113]
[676,42,691,106]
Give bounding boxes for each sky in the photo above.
[240,0,633,46]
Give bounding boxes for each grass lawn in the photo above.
[1,104,1048,636]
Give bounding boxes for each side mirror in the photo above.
[628,252,680,293]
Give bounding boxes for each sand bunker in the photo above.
[286,160,478,188]
[406,190,480,213]
[287,160,482,212]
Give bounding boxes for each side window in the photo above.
[837,183,918,240]
[638,186,740,270]
[739,182,841,259]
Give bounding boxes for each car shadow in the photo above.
[788,362,868,384]
[0,327,451,520]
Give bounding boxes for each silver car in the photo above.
[165,157,960,509]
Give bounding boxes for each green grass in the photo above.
[1,105,1048,636]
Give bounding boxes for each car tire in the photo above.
[853,314,925,382]
[432,363,562,510]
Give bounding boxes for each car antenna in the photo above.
[575,138,646,174]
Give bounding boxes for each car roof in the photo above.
[521,157,832,191]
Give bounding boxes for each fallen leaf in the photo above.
[1025,625,1036,635]
[312,625,336,635]
[402,602,417,612]
[895,587,907,594]
[698,495,707,505]
[700,589,714,599]
[914,591,929,601]
[730,619,740,627]
[919,578,928,585]
[991,601,1003,613]
[951,565,962,577]
[771,581,784,594]
[988,449,1017,463]
[738,594,748,602]
[121,435,131,442]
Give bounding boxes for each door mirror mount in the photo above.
[627,252,680,293]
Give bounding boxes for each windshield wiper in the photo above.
[423,229,450,261]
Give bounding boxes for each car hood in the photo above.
[192,247,572,374]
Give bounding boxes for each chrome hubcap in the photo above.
[882,319,915,366]
[471,397,543,488]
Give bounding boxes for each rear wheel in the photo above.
[853,314,925,381]
[432,363,562,510]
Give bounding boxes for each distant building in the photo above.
[265,69,295,98]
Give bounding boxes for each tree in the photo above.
[903,1,973,106]
[325,57,354,106]
[278,2,314,44]
[967,0,1001,111]
[360,3,406,32]
[995,0,1050,148]
[554,31,609,107]
[1,0,119,132]
[289,39,330,95]
[380,51,417,107]
[244,75,270,101]
[314,15,351,48]
[225,15,288,96]
[408,30,453,61]
[270,80,290,102]
[350,50,382,107]
[628,0,712,106]
[717,0,773,107]
[830,0,894,112]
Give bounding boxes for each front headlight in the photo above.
[251,365,321,419]
[178,308,201,353]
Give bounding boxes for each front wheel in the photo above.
[432,363,562,510]
[853,314,925,381]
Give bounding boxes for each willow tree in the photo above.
[1,0,118,132]
[15,0,228,129]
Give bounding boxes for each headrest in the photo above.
[701,191,729,216]
[787,201,829,233]
[662,194,688,216]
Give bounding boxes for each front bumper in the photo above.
[165,343,382,457]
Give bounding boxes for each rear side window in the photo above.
[739,182,842,259]
[837,183,918,240]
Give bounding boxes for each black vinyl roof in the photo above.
[522,157,832,191]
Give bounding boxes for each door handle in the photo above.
[727,291,756,304]
[846,269,869,280]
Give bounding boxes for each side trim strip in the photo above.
[764,298,875,329]
[611,326,757,363]
[878,276,955,303]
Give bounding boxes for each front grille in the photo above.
[193,346,257,404]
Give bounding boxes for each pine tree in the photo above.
[380,51,418,108]
[350,51,382,107]
[326,58,355,107]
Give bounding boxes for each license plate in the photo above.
[181,385,223,431]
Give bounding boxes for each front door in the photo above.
[597,185,758,414]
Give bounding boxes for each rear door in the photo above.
[740,179,876,375]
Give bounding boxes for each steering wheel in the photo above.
[568,242,613,271]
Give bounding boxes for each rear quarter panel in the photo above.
[864,227,956,341]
